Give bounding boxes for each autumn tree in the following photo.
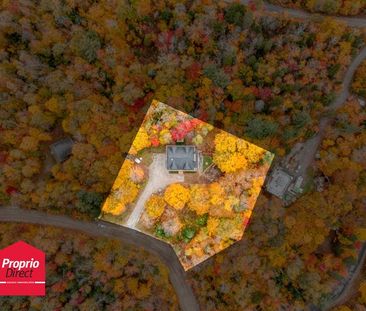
[102,160,139,216]
[163,184,189,210]
[76,191,104,217]
[213,132,266,173]
[145,195,165,219]
[246,117,278,140]
[130,128,151,155]
[207,217,220,237]
[188,185,210,215]
[213,133,248,173]
[70,30,102,63]
[352,60,366,98]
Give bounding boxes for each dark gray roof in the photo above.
[166,145,198,171]
[50,137,74,163]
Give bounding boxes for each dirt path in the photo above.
[279,45,366,310]
[287,47,366,309]
[0,206,199,311]
[125,154,184,228]
[296,47,366,180]
[325,245,366,310]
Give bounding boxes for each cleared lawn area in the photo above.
[202,155,213,171]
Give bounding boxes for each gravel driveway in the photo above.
[125,154,184,228]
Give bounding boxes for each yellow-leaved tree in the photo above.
[164,184,189,210]
[130,128,151,154]
[213,132,247,173]
[237,139,265,163]
[214,133,237,153]
[145,195,165,219]
[213,152,247,173]
[102,160,139,215]
[207,217,219,237]
[102,180,139,216]
[248,177,265,197]
[209,182,225,206]
[188,185,210,215]
[213,132,265,173]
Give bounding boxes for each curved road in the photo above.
[0,207,199,311]
[241,0,366,28]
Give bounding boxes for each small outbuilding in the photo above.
[50,137,74,163]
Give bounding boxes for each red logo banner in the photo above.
[0,241,45,296]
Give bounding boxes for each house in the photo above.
[166,145,198,172]
[265,168,293,199]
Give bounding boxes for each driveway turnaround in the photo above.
[126,154,184,229]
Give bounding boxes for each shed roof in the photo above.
[50,137,73,163]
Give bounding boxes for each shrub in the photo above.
[196,214,208,227]
[155,224,166,238]
[182,226,196,242]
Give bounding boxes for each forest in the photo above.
[0,223,178,310]
[187,96,366,309]
[0,0,365,309]
[1,0,364,219]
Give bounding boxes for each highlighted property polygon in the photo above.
[100,100,274,270]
